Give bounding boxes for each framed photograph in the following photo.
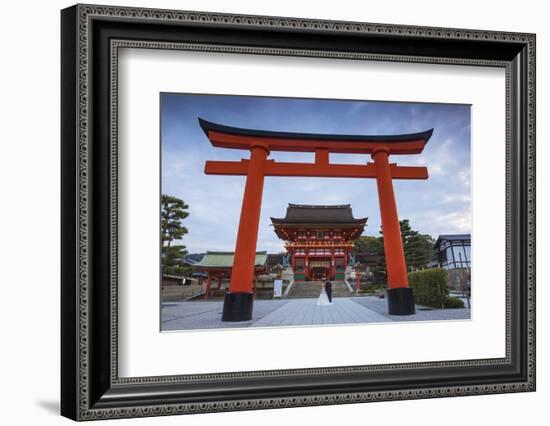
[61,4,536,421]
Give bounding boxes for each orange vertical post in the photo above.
[372,149,408,288]
[222,145,268,321]
[372,148,415,314]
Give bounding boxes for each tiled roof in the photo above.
[194,251,268,269]
[271,204,367,225]
[184,253,205,265]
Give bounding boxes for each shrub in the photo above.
[408,268,449,309]
[444,296,465,309]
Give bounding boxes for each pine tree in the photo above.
[354,236,383,257]
[375,219,435,285]
[161,194,190,275]
[353,236,386,284]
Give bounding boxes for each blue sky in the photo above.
[161,93,471,254]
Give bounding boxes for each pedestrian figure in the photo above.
[324,281,333,303]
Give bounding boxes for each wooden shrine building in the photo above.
[194,251,268,300]
[271,204,367,282]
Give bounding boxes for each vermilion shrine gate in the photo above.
[199,118,433,321]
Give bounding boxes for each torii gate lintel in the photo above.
[198,118,433,322]
[204,158,428,179]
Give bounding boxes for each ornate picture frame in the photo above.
[61,4,535,421]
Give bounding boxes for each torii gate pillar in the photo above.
[221,145,268,321]
[373,149,415,315]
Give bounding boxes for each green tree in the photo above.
[161,194,189,275]
[373,232,388,285]
[399,219,435,271]
[353,236,386,284]
[354,236,383,257]
[375,219,435,285]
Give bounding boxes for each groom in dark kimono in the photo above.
[324,281,333,303]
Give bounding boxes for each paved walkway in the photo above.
[161,299,287,331]
[161,296,470,331]
[351,296,472,322]
[253,298,388,327]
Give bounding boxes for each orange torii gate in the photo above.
[199,118,433,321]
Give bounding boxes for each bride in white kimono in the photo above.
[316,282,332,305]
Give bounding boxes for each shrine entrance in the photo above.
[310,261,331,281]
[271,203,366,283]
[199,118,433,321]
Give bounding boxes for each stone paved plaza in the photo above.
[161,296,471,331]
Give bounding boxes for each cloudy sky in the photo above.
[161,93,471,254]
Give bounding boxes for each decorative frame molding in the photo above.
[61,4,535,421]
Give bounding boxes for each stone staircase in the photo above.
[331,281,355,297]
[285,280,352,299]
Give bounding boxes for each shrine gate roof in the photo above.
[271,204,367,225]
[199,118,433,154]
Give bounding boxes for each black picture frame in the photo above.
[61,4,536,421]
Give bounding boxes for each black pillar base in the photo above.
[387,288,416,315]
[221,292,254,322]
